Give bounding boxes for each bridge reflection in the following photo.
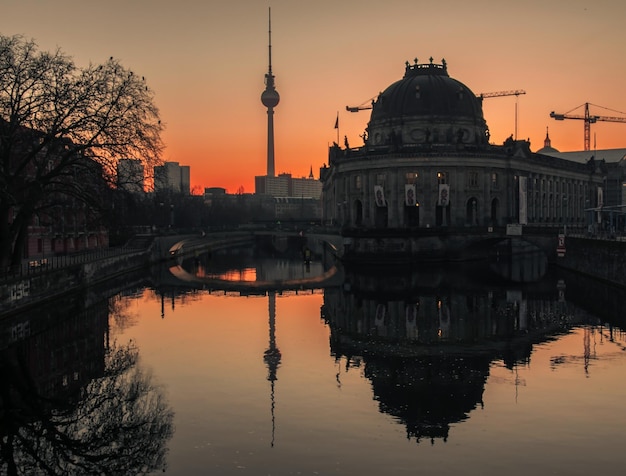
[155,236,343,295]
[167,259,341,293]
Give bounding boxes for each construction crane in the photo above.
[478,89,526,99]
[346,96,376,112]
[346,90,526,111]
[478,90,526,140]
[347,89,526,138]
[550,102,626,151]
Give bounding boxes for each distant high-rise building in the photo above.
[255,174,290,197]
[154,161,190,195]
[116,158,145,193]
[291,166,322,198]
[255,171,321,199]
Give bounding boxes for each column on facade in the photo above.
[556,179,561,223]
[527,173,534,223]
[547,175,554,223]
[424,167,433,228]
[366,171,373,227]
[389,170,397,227]
[343,176,349,226]
[540,177,545,223]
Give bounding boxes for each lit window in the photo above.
[405,172,419,184]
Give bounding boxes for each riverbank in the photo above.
[3,230,626,319]
[0,234,181,317]
[556,235,626,288]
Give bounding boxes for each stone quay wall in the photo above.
[1,249,152,318]
[557,236,626,288]
[0,233,252,318]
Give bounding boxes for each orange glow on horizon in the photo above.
[3,2,626,194]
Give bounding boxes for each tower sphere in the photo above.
[261,88,280,108]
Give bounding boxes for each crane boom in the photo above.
[550,102,626,151]
[346,96,377,112]
[347,90,526,110]
[479,89,526,140]
[346,104,372,112]
[347,89,527,139]
[478,89,526,99]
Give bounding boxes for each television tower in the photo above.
[260,7,280,177]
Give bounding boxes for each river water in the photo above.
[2,243,626,475]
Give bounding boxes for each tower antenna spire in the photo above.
[268,7,273,75]
[261,6,280,177]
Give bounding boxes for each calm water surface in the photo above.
[116,261,626,475]
[3,249,626,475]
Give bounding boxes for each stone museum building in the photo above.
[320,58,606,262]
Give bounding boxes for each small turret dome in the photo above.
[536,127,560,154]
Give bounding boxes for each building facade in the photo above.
[154,161,190,195]
[320,58,605,261]
[255,172,322,199]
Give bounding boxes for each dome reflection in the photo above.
[322,260,577,444]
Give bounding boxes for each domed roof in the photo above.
[366,58,489,149]
[536,128,560,155]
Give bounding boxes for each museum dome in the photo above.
[366,58,490,149]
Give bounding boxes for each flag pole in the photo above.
[335,111,339,145]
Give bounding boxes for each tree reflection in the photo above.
[0,341,174,475]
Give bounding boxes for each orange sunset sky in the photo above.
[3,0,626,194]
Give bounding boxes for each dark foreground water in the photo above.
[2,250,626,475]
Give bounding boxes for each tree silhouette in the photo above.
[0,35,164,269]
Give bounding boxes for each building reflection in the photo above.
[321,258,586,444]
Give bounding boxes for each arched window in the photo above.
[491,198,500,225]
[466,197,478,226]
[354,199,363,225]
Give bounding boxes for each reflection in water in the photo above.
[155,242,622,449]
[0,295,174,475]
[6,240,625,474]
[161,235,339,296]
[263,292,281,447]
[321,257,589,444]
[488,238,547,283]
[169,247,328,290]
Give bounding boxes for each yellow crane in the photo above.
[347,89,526,138]
[478,90,526,140]
[550,102,626,151]
[478,89,526,99]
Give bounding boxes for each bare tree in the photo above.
[0,35,164,269]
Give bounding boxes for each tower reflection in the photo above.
[263,291,281,447]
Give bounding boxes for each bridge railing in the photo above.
[0,245,148,285]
